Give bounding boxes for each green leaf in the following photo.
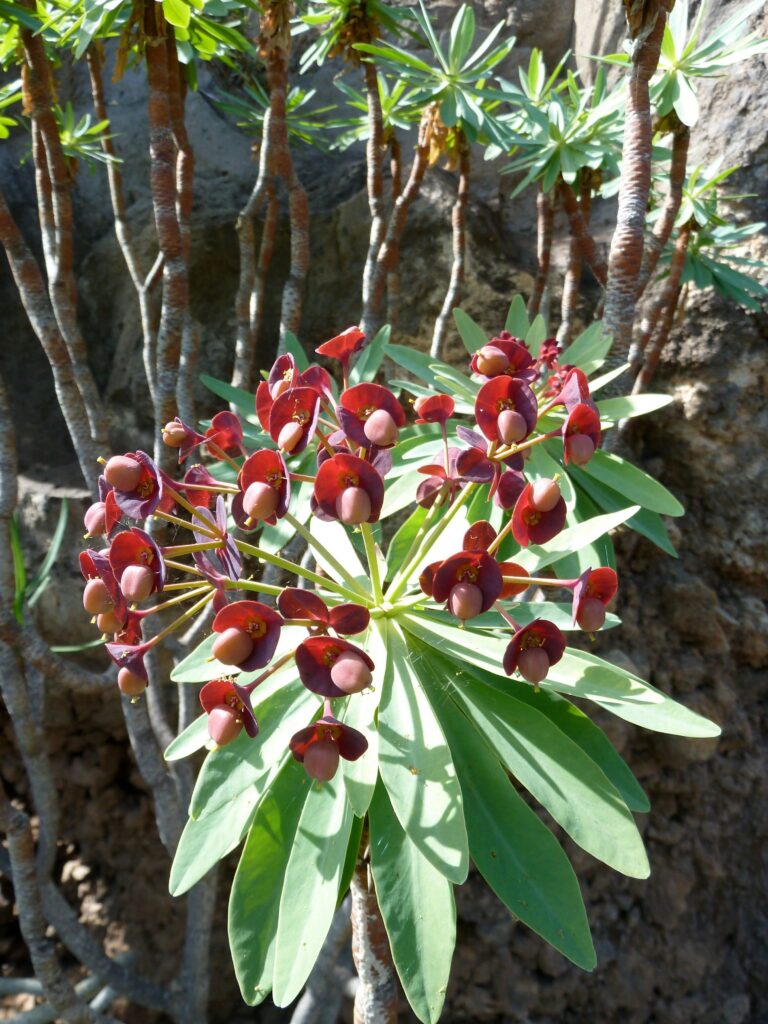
[559,321,611,369]
[515,506,640,573]
[272,775,355,1006]
[337,813,364,906]
[431,687,596,970]
[505,295,529,337]
[27,499,68,607]
[596,394,674,421]
[163,0,190,29]
[9,515,26,623]
[370,779,455,1024]
[200,372,257,420]
[228,763,312,1005]
[385,505,428,582]
[378,625,469,883]
[164,713,209,761]
[452,308,487,355]
[584,450,684,516]
[435,649,649,877]
[309,516,368,591]
[283,330,309,371]
[350,324,391,385]
[340,621,387,816]
[525,314,548,356]
[448,3,475,70]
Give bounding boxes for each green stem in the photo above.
[226,577,283,598]
[234,538,363,602]
[360,522,383,604]
[386,484,448,596]
[283,511,368,598]
[146,591,215,647]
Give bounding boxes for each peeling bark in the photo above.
[431,134,470,358]
[350,844,397,1024]
[636,123,690,298]
[559,178,606,287]
[386,135,403,330]
[361,62,386,332]
[557,182,592,345]
[528,186,555,317]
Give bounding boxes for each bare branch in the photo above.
[528,186,555,317]
[636,122,690,298]
[350,845,397,1024]
[431,136,470,358]
[361,62,386,331]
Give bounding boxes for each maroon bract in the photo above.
[199,678,259,743]
[495,469,527,510]
[192,497,241,582]
[162,417,208,463]
[269,386,320,455]
[315,326,366,369]
[105,640,152,684]
[110,451,164,519]
[192,551,231,613]
[474,376,538,446]
[205,411,244,459]
[289,712,368,781]
[299,365,334,404]
[419,559,443,597]
[278,587,330,625]
[538,337,560,370]
[432,551,503,621]
[511,483,567,547]
[563,403,601,466]
[498,562,531,599]
[503,618,566,685]
[338,383,406,450]
[295,636,375,698]
[108,528,165,599]
[329,604,370,635]
[238,449,290,525]
[180,464,220,510]
[416,448,465,508]
[471,332,536,382]
[557,368,597,414]
[413,394,455,425]
[79,549,127,625]
[463,520,497,552]
[572,567,618,632]
[314,452,384,524]
[211,601,283,672]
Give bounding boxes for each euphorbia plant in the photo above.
[79,301,719,1022]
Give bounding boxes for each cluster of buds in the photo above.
[79,324,616,779]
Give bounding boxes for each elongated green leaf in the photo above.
[559,321,611,369]
[378,625,468,883]
[431,688,596,970]
[385,505,427,582]
[429,647,649,877]
[515,506,640,572]
[418,601,620,633]
[283,330,310,371]
[309,515,368,591]
[584,450,684,516]
[505,294,529,337]
[163,0,190,28]
[452,308,487,355]
[228,763,312,1005]
[9,515,26,623]
[341,621,387,816]
[337,813,364,907]
[350,324,391,386]
[272,775,354,1005]
[165,712,209,761]
[27,499,68,607]
[200,372,256,420]
[525,314,548,355]
[402,613,721,738]
[370,779,455,1024]
[596,393,674,421]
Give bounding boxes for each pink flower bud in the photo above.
[212,626,254,667]
[104,456,141,492]
[97,609,123,634]
[530,478,561,512]
[162,421,187,447]
[120,564,155,603]
[363,408,399,447]
[330,652,373,694]
[84,502,107,536]
[303,739,340,781]
[475,345,509,376]
[497,409,528,445]
[83,578,113,615]
[243,481,279,522]
[207,705,244,747]
[566,434,595,465]
[277,421,304,453]
[448,581,483,621]
[335,486,372,525]
[118,667,147,697]
[517,648,550,684]
[576,597,606,633]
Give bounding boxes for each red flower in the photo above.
[538,337,560,370]
[315,326,366,365]
[108,528,165,602]
[162,417,208,463]
[415,448,466,508]
[237,449,290,525]
[79,549,127,626]
[463,520,497,552]
[289,711,368,781]
[200,677,259,745]
[563,403,601,466]
[338,383,406,449]
[106,451,164,520]
[498,562,531,599]
[432,550,503,621]
[295,636,375,698]
[413,394,455,425]
[572,567,618,632]
[314,452,384,524]
[511,483,567,547]
[276,588,371,636]
[470,332,536,382]
[179,464,220,510]
[211,600,283,672]
[205,411,244,459]
[269,386,320,455]
[494,468,526,510]
[192,496,241,582]
[474,376,538,446]
[503,619,566,685]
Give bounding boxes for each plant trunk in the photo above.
[350,841,397,1024]
[386,135,403,330]
[557,182,592,345]
[528,186,554,317]
[430,135,470,359]
[603,2,671,379]
[361,62,386,334]
[558,178,606,287]
[636,123,690,299]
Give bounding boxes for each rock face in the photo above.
[1,2,767,1023]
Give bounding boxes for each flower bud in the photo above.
[104,455,141,492]
[330,652,373,694]
[476,345,509,376]
[243,481,279,522]
[83,578,113,615]
[212,626,254,667]
[335,486,371,526]
[120,564,155,603]
[118,667,147,697]
[207,705,243,747]
[566,434,595,465]
[270,377,290,400]
[303,739,340,781]
[517,647,550,685]
[97,609,123,634]
[530,478,561,513]
[84,502,107,536]
[497,409,528,445]
[448,581,483,621]
[277,421,304,453]
[576,597,606,633]
[162,421,187,447]
[363,408,399,447]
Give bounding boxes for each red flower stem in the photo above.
[163,482,225,535]
[146,590,215,647]
[242,648,300,694]
[494,602,521,631]
[162,542,222,556]
[140,584,212,617]
[153,508,219,539]
[204,440,241,472]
